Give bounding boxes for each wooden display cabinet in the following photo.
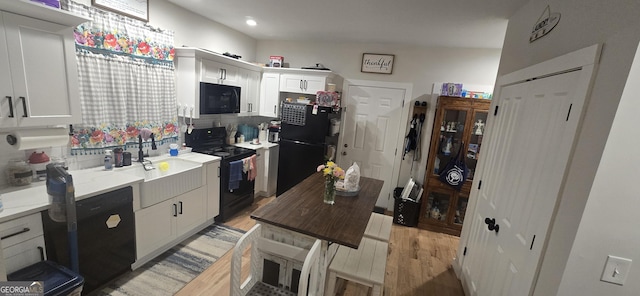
[418,96,491,236]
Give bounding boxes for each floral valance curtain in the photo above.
[66,1,178,154]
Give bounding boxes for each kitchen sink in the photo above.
[120,158,203,208]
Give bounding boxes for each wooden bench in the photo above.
[364,213,393,242]
[325,237,388,296]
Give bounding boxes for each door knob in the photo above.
[344,144,348,147]
[485,217,499,233]
[490,223,500,233]
[342,151,347,156]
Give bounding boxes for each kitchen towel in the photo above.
[229,160,244,190]
[246,155,257,181]
[6,128,69,150]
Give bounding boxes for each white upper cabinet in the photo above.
[279,72,331,95]
[174,47,262,118]
[175,48,337,118]
[201,59,240,87]
[239,68,261,115]
[0,2,88,128]
[259,72,280,118]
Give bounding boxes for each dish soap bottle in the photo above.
[104,150,113,170]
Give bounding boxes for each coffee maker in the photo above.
[268,126,280,143]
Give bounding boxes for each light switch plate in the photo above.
[601,255,632,285]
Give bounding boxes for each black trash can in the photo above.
[8,260,84,296]
[393,187,421,227]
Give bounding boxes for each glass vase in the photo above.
[323,178,336,205]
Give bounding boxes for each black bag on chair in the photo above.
[438,141,468,191]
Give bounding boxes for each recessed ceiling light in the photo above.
[246,19,257,26]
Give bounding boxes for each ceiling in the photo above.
[167,0,529,49]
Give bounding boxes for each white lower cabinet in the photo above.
[0,212,46,277]
[254,145,279,197]
[135,186,206,260]
[206,161,221,220]
[266,145,279,197]
[3,236,45,274]
[255,149,265,195]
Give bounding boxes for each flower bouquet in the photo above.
[317,161,345,204]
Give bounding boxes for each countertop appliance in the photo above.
[42,186,135,295]
[268,126,280,143]
[200,82,240,114]
[185,127,256,222]
[276,103,331,196]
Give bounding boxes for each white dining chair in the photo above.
[230,224,322,296]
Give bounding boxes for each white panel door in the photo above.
[339,84,405,208]
[463,70,587,296]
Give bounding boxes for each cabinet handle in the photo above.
[220,69,224,80]
[173,203,178,217]
[179,201,183,215]
[304,80,308,90]
[0,227,30,240]
[274,105,277,114]
[6,96,14,118]
[38,246,45,261]
[300,80,303,90]
[20,97,27,117]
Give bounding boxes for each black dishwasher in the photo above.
[42,186,136,295]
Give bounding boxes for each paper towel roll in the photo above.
[7,128,69,150]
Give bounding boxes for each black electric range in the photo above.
[185,127,256,222]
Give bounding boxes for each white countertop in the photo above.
[0,152,220,223]
[234,141,279,150]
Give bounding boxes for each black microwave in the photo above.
[199,82,241,114]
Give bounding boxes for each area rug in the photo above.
[96,223,245,296]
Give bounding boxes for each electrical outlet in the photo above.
[601,255,632,285]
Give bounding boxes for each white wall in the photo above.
[471,0,640,295]
[557,38,640,296]
[148,0,257,62]
[257,41,501,187]
[70,0,257,62]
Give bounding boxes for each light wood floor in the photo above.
[176,195,465,296]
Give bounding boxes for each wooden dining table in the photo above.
[251,173,384,295]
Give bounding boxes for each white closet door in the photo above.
[462,68,591,296]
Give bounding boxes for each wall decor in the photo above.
[361,53,394,74]
[92,0,149,22]
[530,5,560,43]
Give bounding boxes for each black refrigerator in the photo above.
[276,103,332,196]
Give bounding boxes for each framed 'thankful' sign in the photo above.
[361,53,394,74]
